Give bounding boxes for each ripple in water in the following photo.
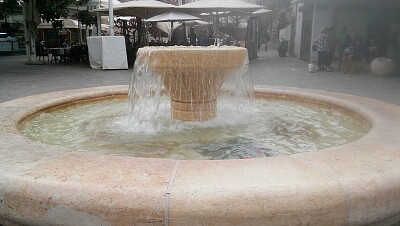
[20,97,370,160]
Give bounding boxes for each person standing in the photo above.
[313,27,329,71]
[197,30,210,47]
[189,27,197,46]
[337,26,352,69]
[326,27,337,71]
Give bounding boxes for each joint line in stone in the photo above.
[163,160,180,226]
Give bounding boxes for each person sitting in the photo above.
[36,41,49,62]
[62,39,70,48]
[365,38,378,62]
[179,36,190,46]
[197,30,210,47]
[342,38,364,74]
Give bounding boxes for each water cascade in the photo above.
[128,46,250,122]
[20,46,369,160]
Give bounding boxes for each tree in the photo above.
[77,9,96,27]
[36,0,89,30]
[276,11,289,31]
[262,0,292,45]
[0,0,19,22]
[22,0,90,62]
[36,0,72,21]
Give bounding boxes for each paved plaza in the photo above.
[1,47,399,105]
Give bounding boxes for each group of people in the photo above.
[190,28,224,46]
[167,27,212,46]
[314,26,400,73]
[313,26,359,73]
[150,28,216,47]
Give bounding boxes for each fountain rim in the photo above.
[1,85,400,225]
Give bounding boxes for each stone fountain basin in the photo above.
[1,85,400,226]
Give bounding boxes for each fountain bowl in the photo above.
[137,46,248,121]
[1,85,400,225]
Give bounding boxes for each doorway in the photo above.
[300,10,313,61]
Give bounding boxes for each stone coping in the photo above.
[1,85,400,225]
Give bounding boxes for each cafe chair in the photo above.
[35,43,49,62]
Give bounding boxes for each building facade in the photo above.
[292,0,400,62]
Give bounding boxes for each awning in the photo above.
[145,11,200,23]
[93,0,176,19]
[37,19,81,29]
[177,0,264,13]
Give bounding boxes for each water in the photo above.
[20,97,370,160]
[128,46,252,122]
[19,47,370,159]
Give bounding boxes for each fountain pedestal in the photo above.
[137,46,248,121]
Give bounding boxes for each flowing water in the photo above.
[20,47,369,159]
[20,97,369,160]
[128,46,252,122]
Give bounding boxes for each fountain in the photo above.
[1,46,400,225]
[131,46,248,121]
[19,46,368,160]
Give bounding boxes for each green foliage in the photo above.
[36,0,73,22]
[261,0,292,35]
[51,19,64,31]
[277,11,289,30]
[35,0,90,30]
[0,0,19,21]
[77,10,96,27]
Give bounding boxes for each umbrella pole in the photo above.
[96,12,102,36]
[145,22,149,46]
[108,0,114,36]
[235,16,239,46]
[170,21,173,42]
[215,12,219,35]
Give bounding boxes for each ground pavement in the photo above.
[0,47,399,105]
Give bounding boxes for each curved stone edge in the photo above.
[0,85,400,225]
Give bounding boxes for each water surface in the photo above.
[20,97,369,160]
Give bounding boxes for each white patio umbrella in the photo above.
[201,8,271,17]
[156,21,181,36]
[252,8,272,15]
[185,20,211,26]
[145,11,200,41]
[37,19,81,29]
[93,0,176,19]
[67,0,121,11]
[93,0,176,37]
[177,0,265,33]
[177,0,264,13]
[145,11,200,23]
